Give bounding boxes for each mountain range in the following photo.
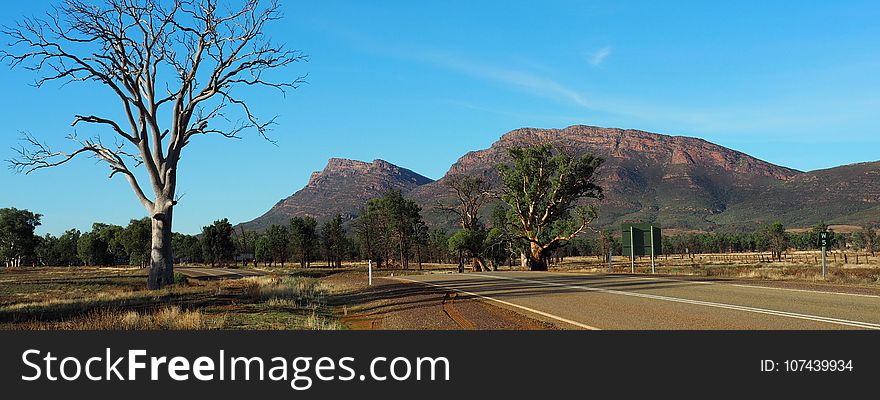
[239,125,880,232]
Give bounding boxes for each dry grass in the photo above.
[240,275,324,304]
[303,311,344,330]
[55,306,226,330]
[0,267,345,330]
[1,285,198,313]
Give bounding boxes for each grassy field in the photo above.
[0,267,342,330]
[548,250,880,286]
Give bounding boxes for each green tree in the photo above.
[201,219,235,267]
[760,222,788,262]
[37,229,80,267]
[37,232,82,266]
[96,223,126,264]
[236,229,260,267]
[76,232,98,266]
[321,214,346,268]
[354,191,426,269]
[0,207,42,268]
[35,234,56,266]
[427,228,451,264]
[290,217,318,267]
[854,226,877,256]
[355,203,390,268]
[259,224,290,267]
[368,190,425,269]
[448,228,488,271]
[483,226,514,270]
[77,223,124,266]
[120,218,151,268]
[52,229,82,266]
[495,144,604,270]
[172,233,202,264]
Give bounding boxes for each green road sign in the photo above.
[622,223,662,256]
[818,231,832,248]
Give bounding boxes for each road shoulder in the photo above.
[323,271,556,330]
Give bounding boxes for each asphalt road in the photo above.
[175,267,265,280]
[393,271,880,330]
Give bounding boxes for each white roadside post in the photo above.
[630,226,635,273]
[368,259,373,286]
[822,246,827,279]
[650,225,656,274]
[608,248,613,273]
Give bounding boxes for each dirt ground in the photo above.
[321,270,555,330]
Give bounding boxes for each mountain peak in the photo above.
[488,124,799,180]
[241,158,433,231]
[307,158,432,188]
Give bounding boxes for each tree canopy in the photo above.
[496,144,604,270]
[201,218,235,267]
[0,208,42,268]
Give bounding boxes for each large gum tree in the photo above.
[2,0,305,288]
[496,144,604,271]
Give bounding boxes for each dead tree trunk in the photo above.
[148,206,174,289]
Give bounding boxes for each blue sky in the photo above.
[1,0,879,235]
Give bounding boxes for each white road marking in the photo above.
[472,273,880,330]
[390,276,601,330]
[553,271,880,299]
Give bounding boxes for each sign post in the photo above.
[368,259,373,286]
[622,223,662,275]
[818,232,830,279]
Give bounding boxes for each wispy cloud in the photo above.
[589,46,612,66]
[422,52,592,108]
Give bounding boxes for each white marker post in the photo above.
[650,225,656,274]
[630,226,635,273]
[608,248,613,273]
[368,259,373,286]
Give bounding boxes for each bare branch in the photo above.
[4,0,304,212]
[8,131,154,211]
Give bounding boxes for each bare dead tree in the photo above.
[435,175,494,230]
[435,175,494,271]
[2,0,306,288]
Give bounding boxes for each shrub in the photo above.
[173,272,188,285]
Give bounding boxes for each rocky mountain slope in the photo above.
[239,125,880,232]
[411,125,803,230]
[239,158,433,231]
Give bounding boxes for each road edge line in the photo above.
[389,276,601,330]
